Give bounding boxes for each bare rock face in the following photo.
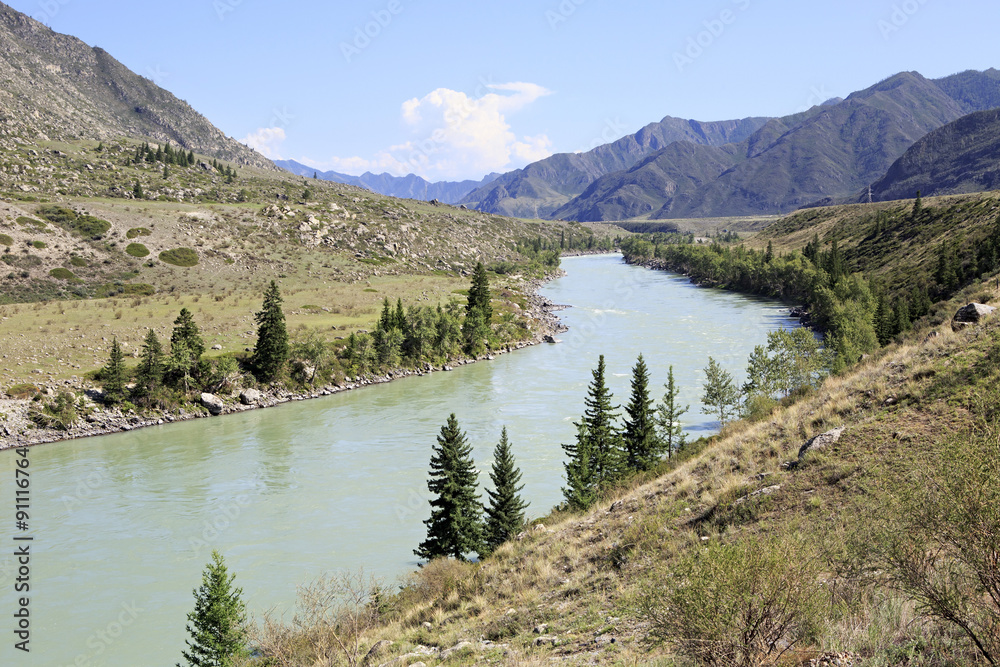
[952,302,996,331]
[239,389,264,405]
[200,392,224,415]
[798,426,845,459]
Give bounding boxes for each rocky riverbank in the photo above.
[0,278,571,450]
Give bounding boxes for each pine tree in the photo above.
[466,261,492,324]
[171,308,205,364]
[764,240,774,263]
[132,329,164,402]
[178,550,248,667]
[580,355,622,485]
[133,181,144,199]
[622,354,659,472]
[656,365,689,459]
[912,190,923,218]
[102,337,127,404]
[167,339,194,393]
[414,414,483,562]
[482,427,529,556]
[461,306,488,356]
[701,356,739,426]
[562,422,597,511]
[251,280,289,382]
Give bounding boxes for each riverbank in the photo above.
[0,274,571,450]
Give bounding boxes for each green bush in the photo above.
[7,383,39,399]
[635,535,822,666]
[16,216,46,231]
[0,233,12,246]
[126,227,152,239]
[126,243,150,258]
[28,391,77,431]
[159,247,199,267]
[31,240,46,249]
[35,205,111,239]
[49,267,78,282]
[70,256,89,267]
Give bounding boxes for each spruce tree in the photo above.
[250,280,289,382]
[482,427,528,556]
[178,550,248,667]
[132,329,164,402]
[102,337,127,405]
[656,365,688,458]
[415,414,483,562]
[562,422,597,511]
[581,355,622,485]
[701,357,739,426]
[133,181,144,199]
[622,353,659,472]
[466,261,492,324]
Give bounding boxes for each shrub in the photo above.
[35,205,110,239]
[70,256,88,267]
[126,227,152,239]
[7,383,39,399]
[159,247,199,267]
[635,535,823,667]
[0,233,13,246]
[126,243,150,257]
[49,267,78,282]
[28,391,78,431]
[31,240,46,249]
[16,216,46,230]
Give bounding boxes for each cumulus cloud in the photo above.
[321,82,554,181]
[241,127,286,159]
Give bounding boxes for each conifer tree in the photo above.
[466,261,492,324]
[414,414,483,562]
[102,337,127,404]
[461,306,488,356]
[562,422,597,511]
[178,550,248,667]
[132,329,164,402]
[656,365,688,459]
[482,427,529,556]
[171,308,205,364]
[622,353,659,472]
[250,280,289,382]
[167,339,194,393]
[581,355,622,484]
[701,357,739,425]
[133,181,144,199]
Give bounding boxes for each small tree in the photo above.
[461,305,489,356]
[171,308,205,363]
[167,339,194,393]
[701,357,739,426]
[656,365,688,459]
[102,337,127,405]
[466,261,493,324]
[482,427,529,556]
[251,280,289,382]
[581,355,622,485]
[179,550,248,667]
[414,414,483,562]
[562,422,597,511]
[132,329,164,402]
[133,181,144,199]
[622,353,660,472]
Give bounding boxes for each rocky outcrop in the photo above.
[952,302,996,331]
[798,427,845,459]
[239,388,264,405]
[200,393,225,416]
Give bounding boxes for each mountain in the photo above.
[0,2,273,168]
[863,108,1000,202]
[459,115,771,218]
[274,159,499,204]
[553,70,1000,221]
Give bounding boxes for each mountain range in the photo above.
[274,160,500,204]
[0,2,272,169]
[460,69,1000,221]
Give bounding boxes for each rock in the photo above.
[798,426,845,459]
[952,302,996,331]
[239,389,264,405]
[211,344,223,350]
[200,393,224,415]
[363,639,392,665]
[533,635,559,647]
[733,484,782,506]
[421,621,433,630]
[439,641,473,660]
[533,624,548,634]
[542,335,559,344]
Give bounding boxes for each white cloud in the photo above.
[318,82,554,181]
[241,127,286,159]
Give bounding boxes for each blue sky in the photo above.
[8,0,996,182]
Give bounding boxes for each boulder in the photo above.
[239,389,264,405]
[798,427,845,459]
[439,641,473,660]
[952,303,996,331]
[200,393,224,416]
[363,639,392,665]
[733,484,782,506]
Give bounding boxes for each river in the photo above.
[0,253,797,666]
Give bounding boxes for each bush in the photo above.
[28,391,78,431]
[31,240,46,249]
[70,255,88,267]
[635,535,822,666]
[49,267,78,282]
[126,227,152,239]
[125,243,150,257]
[0,233,13,246]
[159,247,199,267]
[7,383,39,399]
[36,205,110,239]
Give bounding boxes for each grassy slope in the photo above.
[0,137,612,389]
